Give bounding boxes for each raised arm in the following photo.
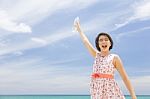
[113,55,137,99]
[74,19,97,58]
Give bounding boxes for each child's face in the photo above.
[98,35,111,52]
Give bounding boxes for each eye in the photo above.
[105,38,109,41]
[99,39,103,42]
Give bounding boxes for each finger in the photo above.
[76,21,80,26]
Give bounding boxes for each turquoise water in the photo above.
[0,95,150,99]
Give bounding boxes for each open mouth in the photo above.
[102,45,107,49]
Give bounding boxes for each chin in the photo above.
[101,49,109,52]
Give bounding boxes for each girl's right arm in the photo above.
[74,20,97,58]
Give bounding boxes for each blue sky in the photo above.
[0,0,150,95]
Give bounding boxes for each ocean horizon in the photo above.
[0,95,150,99]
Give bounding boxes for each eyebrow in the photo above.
[99,37,109,40]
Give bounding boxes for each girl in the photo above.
[74,19,137,99]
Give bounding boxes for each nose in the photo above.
[101,40,107,43]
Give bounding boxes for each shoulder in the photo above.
[111,53,122,68]
[111,53,119,57]
[111,53,121,60]
[96,50,100,54]
[95,51,100,56]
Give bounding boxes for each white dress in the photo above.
[90,52,125,99]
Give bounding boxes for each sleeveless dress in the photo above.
[90,52,125,99]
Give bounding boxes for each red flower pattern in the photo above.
[90,53,125,99]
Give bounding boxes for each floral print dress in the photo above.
[90,52,125,99]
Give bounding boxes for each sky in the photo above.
[0,0,150,95]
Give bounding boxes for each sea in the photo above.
[0,95,150,99]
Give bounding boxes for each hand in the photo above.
[132,95,137,99]
[73,17,82,33]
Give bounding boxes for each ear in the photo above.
[109,42,111,46]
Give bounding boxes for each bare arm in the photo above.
[114,55,137,99]
[74,19,97,58]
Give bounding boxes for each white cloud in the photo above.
[0,0,100,48]
[0,41,7,47]
[83,13,119,33]
[0,57,90,94]
[0,0,99,56]
[114,21,129,29]
[1,58,150,95]
[114,0,150,29]
[31,37,47,45]
[3,0,99,25]
[13,51,23,56]
[131,0,150,20]
[0,10,31,33]
[0,28,75,56]
[116,26,150,42]
[117,75,150,95]
[0,12,125,56]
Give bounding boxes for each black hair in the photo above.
[95,32,113,51]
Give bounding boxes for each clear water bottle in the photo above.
[72,16,80,32]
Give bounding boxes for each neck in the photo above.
[100,51,110,56]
